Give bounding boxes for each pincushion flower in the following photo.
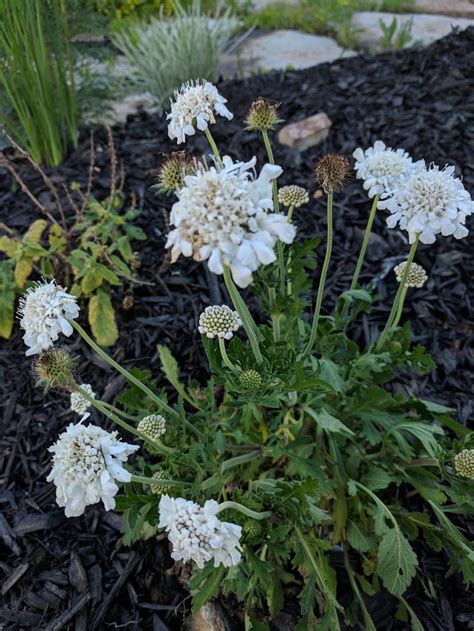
[18,279,80,356]
[167,80,233,144]
[70,384,96,421]
[47,423,138,517]
[166,155,295,288]
[159,495,242,568]
[353,140,420,200]
[384,164,473,244]
[198,305,241,339]
[394,261,428,288]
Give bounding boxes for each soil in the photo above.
[0,27,473,630]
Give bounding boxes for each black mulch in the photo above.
[1,27,473,630]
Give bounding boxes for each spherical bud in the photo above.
[70,384,96,420]
[155,152,195,195]
[239,369,262,391]
[315,154,350,193]
[137,415,167,441]
[150,469,169,495]
[33,347,78,391]
[454,449,474,479]
[198,305,241,340]
[245,97,283,132]
[393,261,428,288]
[243,518,263,543]
[278,185,309,209]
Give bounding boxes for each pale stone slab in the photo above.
[352,11,474,47]
[415,0,474,18]
[278,113,332,152]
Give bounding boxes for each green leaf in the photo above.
[117,235,133,260]
[377,527,417,596]
[88,289,118,347]
[124,224,146,240]
[299,571,317,615]
[389,422,442,459]
[191,565,226,612]
[81,267,104,294]
[317,358,346,392]
[306,407,355,437]
[347,520,376,553]
[361,467,392,491]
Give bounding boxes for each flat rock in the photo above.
[352,11,474,47]
[235,30,355,73]
[415,0,474,18]
[278,112,332,151]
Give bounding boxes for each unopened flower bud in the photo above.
[278,185,309,208]
[155,152,195,195]
[239,369,262,391]
[138,415,167,441]
[70,384,96,420]
[315,154,350,193]
[198,305,241,340]
[243,518,263,543]
[454,449,474,479]
[33,347,78,391]
[245,97,283,132]
[150,469,169,495]
[394,261,428,288]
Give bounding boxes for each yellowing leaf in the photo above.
[14,255,34,288]
[0,288,15,338]
[0,236,18,257]
[88,289,118,347]
[24,219,47,243]
[81,268,103,294]
[48,224,67,252]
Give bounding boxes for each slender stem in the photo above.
[221,449,262,472]
[376,234,420,350]
[101,401,141,422]
[303,192,333,357]
[286,205,295,297]
[223,266,263,365]
[343,549,376,631]
[71,320,178,421]
[350,194,379,291]
[131,474,191,488]
[268,286,280,342]
[391,284,408,330]
[204,128,222,165]
[218,338,240,375]
[287,204,295,223]
[217,501,271,520]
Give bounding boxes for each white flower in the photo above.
[393,261,428,288]
[198,305,241,339]
[70,384,96,421]
[166,155,296,288]
[167,80,233,144]
[158,495,242,569]
[47,423,138,518]
[18,279,79,356]
[353,140,421,200]
[384,164,473,244]
[137,414,167,440]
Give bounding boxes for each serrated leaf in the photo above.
[317,358,346,392]
[191,565,226,612]
[88,289,118,347]
[361,467,392,491]
[24,219,47,243]
[306,407,355,437]
[0,235,18,257]
[14,255,34,287]
[377,527,417,596]
[347,520,376,553]
[299,571,317,615]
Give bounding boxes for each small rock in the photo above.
[277,113,332,151]
[415,0,474,19]
[187,603,228,631]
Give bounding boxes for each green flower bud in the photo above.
[245,97,283,132]
[278,185,309,209]
[239,369,262,391]
[150,469,169,495]
[454,449,474,479]
[138,415,167,441]
[243,519,263,543]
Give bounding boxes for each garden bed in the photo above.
[0,27,473,630]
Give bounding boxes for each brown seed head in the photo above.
[314,154,350,193]
[245,98,283,132]
[33,347,78,392]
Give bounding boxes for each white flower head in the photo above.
[167,80,233,144]
[158,495,242,569]
[70,384,96,421]
[198,305,241,339]
[393,261,428,288]
[137,414,167,440]
[385,164,473,244]
[18,279,79,356]
[166,155,296,288]
[47,423,138,518]
[353,140,421,200]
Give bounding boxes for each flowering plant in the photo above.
[22,86,474,628]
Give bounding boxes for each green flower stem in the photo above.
[101,401,141,422]
[343,549,377,631]
[71,320,179,422]
[287,204,295,223]
[391,284,408,330]
[303,192,334,357]
[217,501,271,520]
[130,474,191,488]
[349,194,379,291]
[223,266,263,365]
[218,338,240,375]
[375,234,420,351]
[353,481,397,528]
[286,206,295,297]
[204,128,222,165]
[268,286,281,342]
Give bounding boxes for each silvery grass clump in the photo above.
[112,0,245,107]
[21,86,474,629]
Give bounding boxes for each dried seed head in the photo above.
[155,152,195,195]
[245,98,283,132]
[33,347,78,392]
[454,449,474,479]
[150,469,169,495]
[239,369,262,391]
[138,415,167,441]
[198,305,241,340]
[278,185,309,209]
[314,154,350,193]
[393,261,428,288]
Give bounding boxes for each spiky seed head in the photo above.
[239,369,262,391]
[155,152,195,195]
[278,185,309,209]
[315,154,350,193]
[138,415,167,441]
[198,305,241,340]
[33,347,78,391]
[394,261,428,288]
[150,469,169,495]
[454,449,474,479]
[245,97,283,132]
[243,519,263,543]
